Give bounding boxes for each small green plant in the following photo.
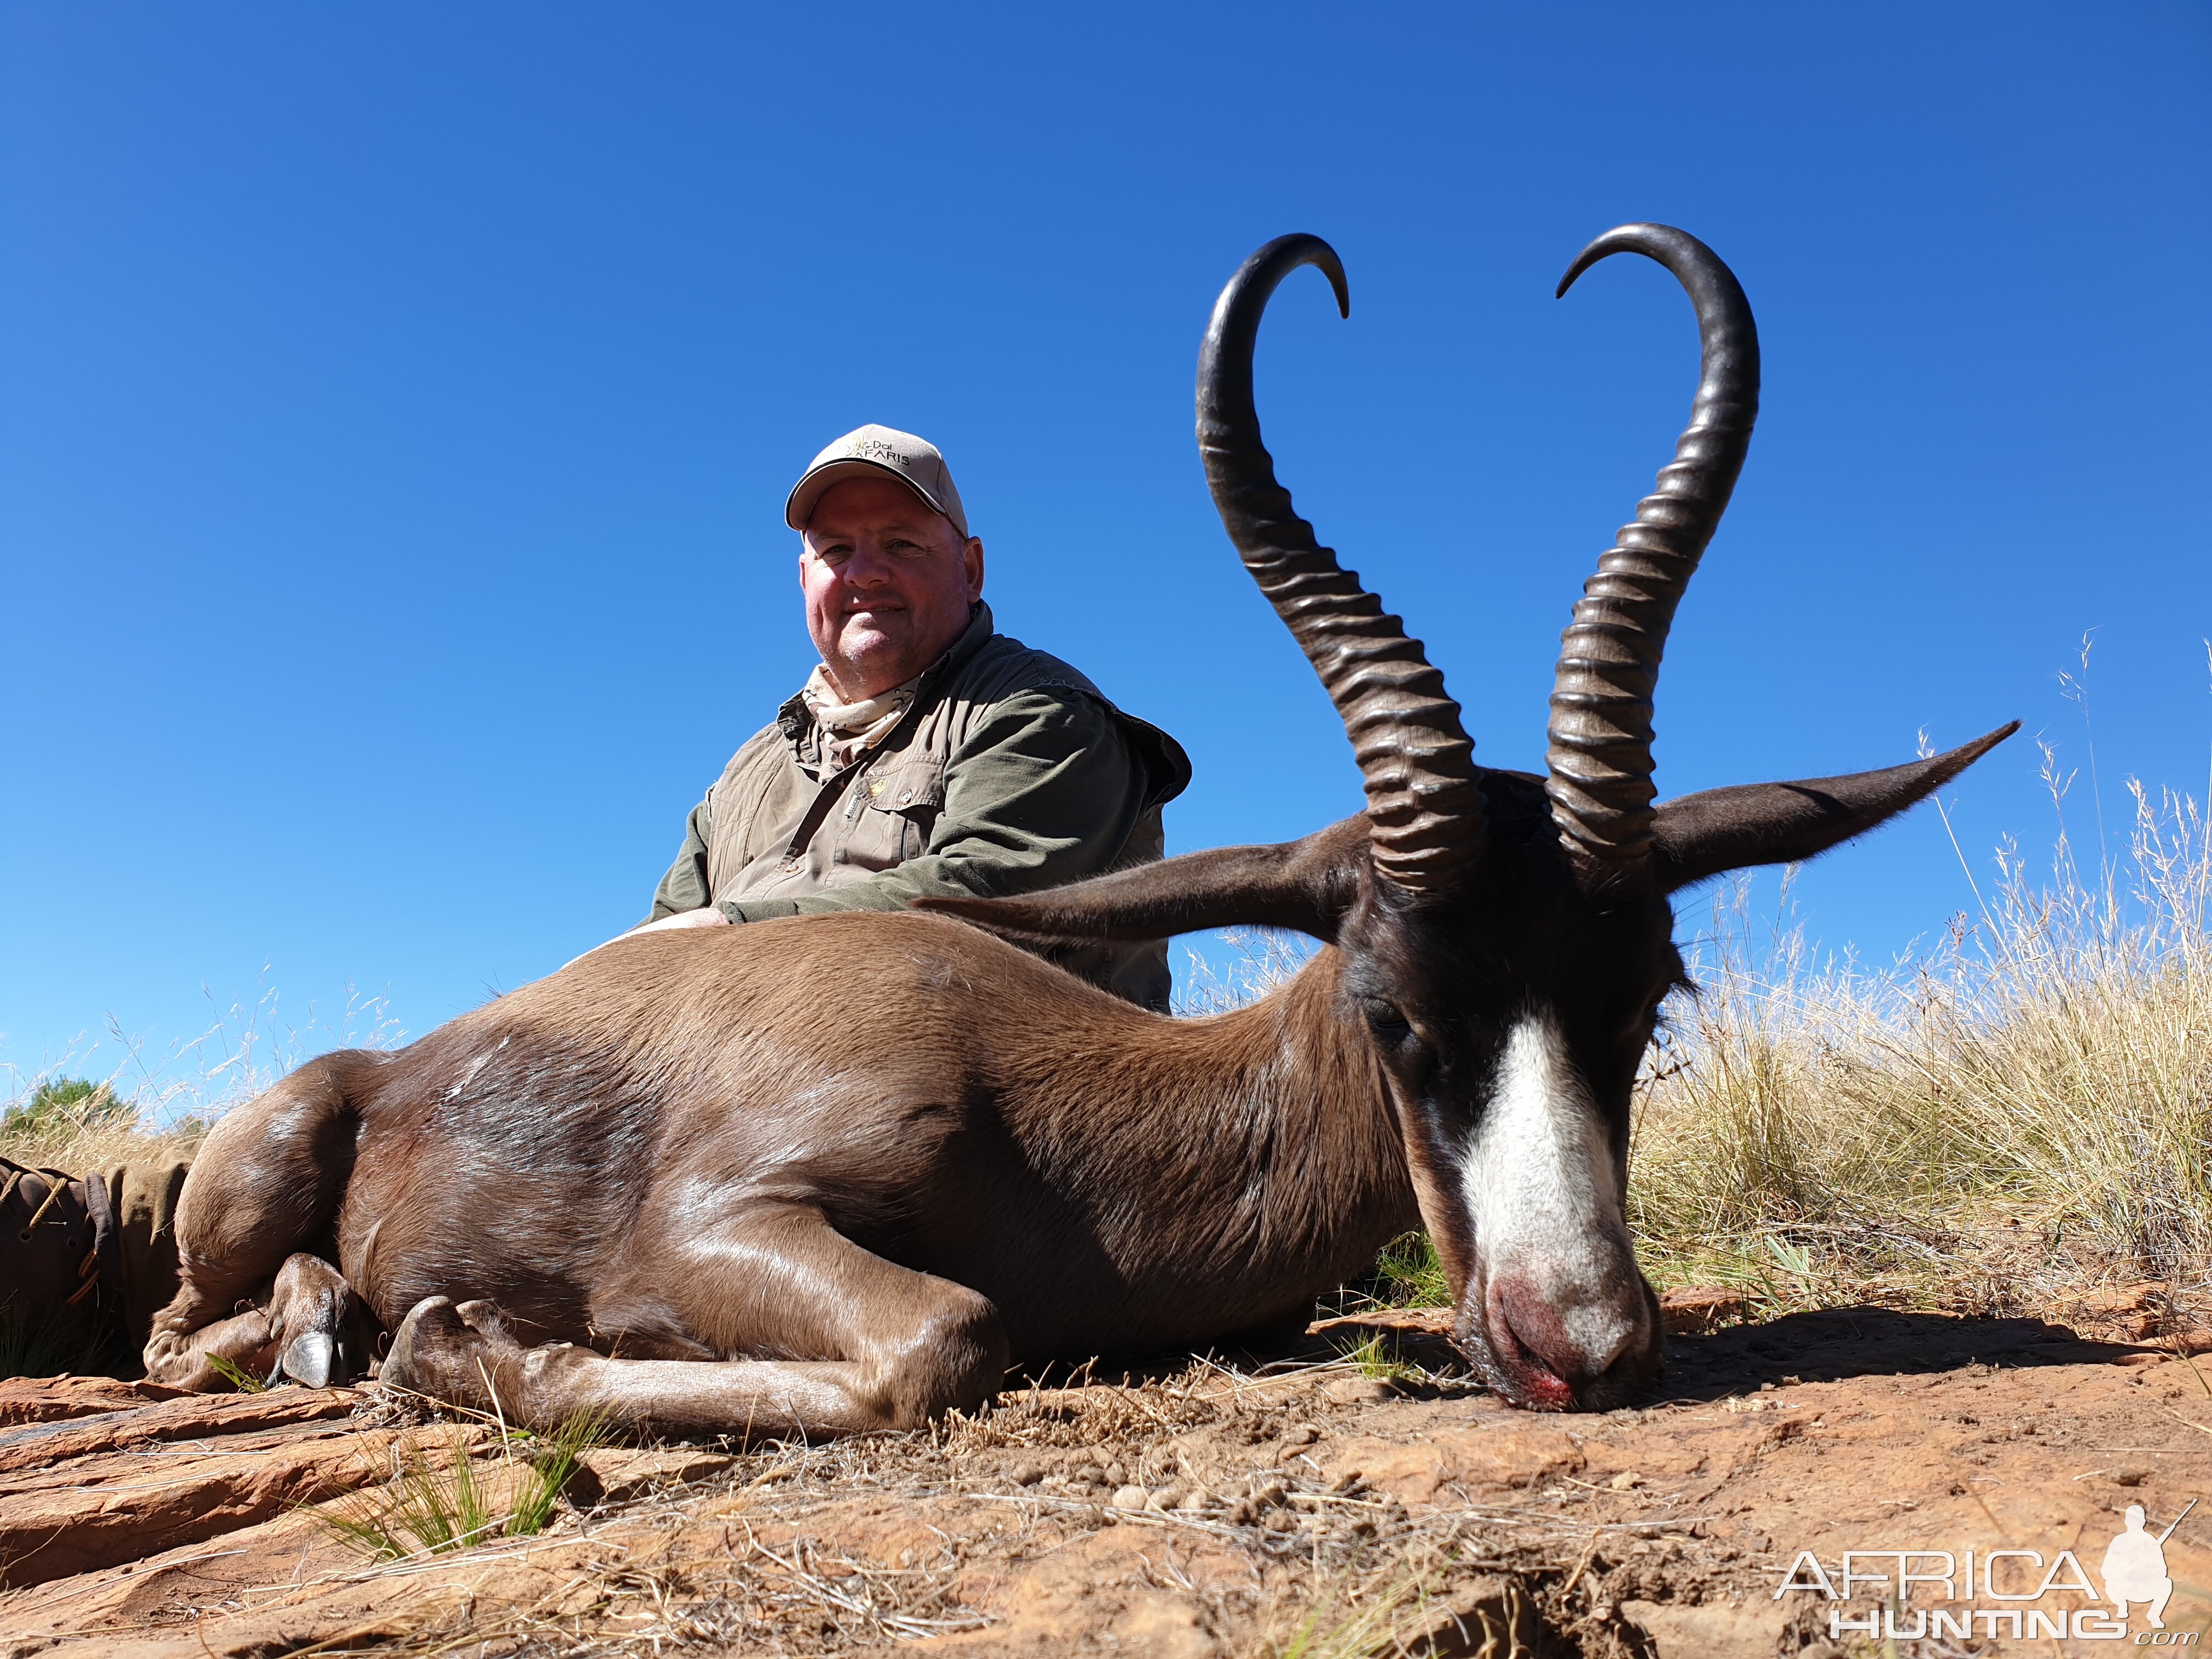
[201,1351,269,1393]
[1365,1231,1450,1310]
[320,1433,501,1561]
[1334,1331,1421,1385]
[2,1079,134,1137]
[507,1406,609,1536]
[316,1406,607,1561]
[1268,1579,1410,1659]
[1764,1233,1815,1281]
[1263,1552,1448,1659]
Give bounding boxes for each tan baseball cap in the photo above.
[784,424,970,539]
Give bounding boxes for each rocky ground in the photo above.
[2,1295,2209,1658]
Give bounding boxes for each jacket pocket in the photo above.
[850,752,949,866]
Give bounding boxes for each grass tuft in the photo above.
[1367,1232,1450,1310]
[1262,1560,1436,1659]
[318,1432,502,1562]
[1256,1544,1536,1659]
[1631,757,2212,1322]
[507,1405,610,1537]
[201,1351,269,1393]
[1331,1332,1422,1386]
[316,1406,609,1562]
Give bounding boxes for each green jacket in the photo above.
[650,604,1190,1009]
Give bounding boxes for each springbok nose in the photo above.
[1457,1011,1662,1408]
[1487,1273,1644,1393]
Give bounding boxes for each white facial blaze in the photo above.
[1460,1011,1639,1373]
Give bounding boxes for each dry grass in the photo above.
[0,1103,206,1178]
[1253,1545,1527,1659]
[1632,747,2212,1325]
[0,978,399,1172]
[430,1361,1613,1657]
[1177,927,1318,1015]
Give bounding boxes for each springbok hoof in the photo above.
[383,1296,466,1402]
[266,1253,379,1387]
[381,1294,527,1413]
[453,1298,520,1345]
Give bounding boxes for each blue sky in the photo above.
[4,4,2208,1097]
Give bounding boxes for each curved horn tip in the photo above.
[1244,233,1348,319]
[1554,222,1710,299]
[1302,234,1348,318]
[1542,219,1759,881]
[1198,231,1483,883]
[1306,237,1351,319]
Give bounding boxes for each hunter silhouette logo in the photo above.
[2103,1500,2193,1630]
[1774,1498,2199,1643]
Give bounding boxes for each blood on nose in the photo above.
[1487,1274,1611,1396]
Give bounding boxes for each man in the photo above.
[3,1150,187,1380]
[0,430,1186,1386]
[639,425,1189,1009]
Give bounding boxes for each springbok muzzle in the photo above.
[1450,1013,1661,1410]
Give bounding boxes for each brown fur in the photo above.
[148,741,2002,1435]
[150,910,1419,1436]
[149,229,2016,1434]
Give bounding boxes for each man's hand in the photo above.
[561,907,730,973]
[628,907,732,935]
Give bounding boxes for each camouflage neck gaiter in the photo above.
[798,663,923,774]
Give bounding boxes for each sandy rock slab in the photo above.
[0,1381,373,1590]
[0,1378,188,1430]
[2,1306,2210,1656]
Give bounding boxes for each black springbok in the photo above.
[145,225,2012,1428]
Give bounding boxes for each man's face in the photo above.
[800,475,985,699]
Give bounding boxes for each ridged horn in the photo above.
[1546,224,1759,882]
[1199,235,1485,890]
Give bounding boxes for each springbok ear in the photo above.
[1651,723,2018,894]
[914,817,1369,944]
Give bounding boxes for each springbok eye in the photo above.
[1623,988,1671,1043]
[1361,999,1413,1042]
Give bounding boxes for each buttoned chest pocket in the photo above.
[844,752,949,870]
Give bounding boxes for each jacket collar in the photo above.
[777,601,996,748]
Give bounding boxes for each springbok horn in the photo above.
[1200,235,1486,890]
[1545,224,1759,882]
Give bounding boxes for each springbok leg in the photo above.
[379,1207,1008,1440]
[144,1253,379,1390]
[142,1304,275,1392]
[149,1052,366,1341]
